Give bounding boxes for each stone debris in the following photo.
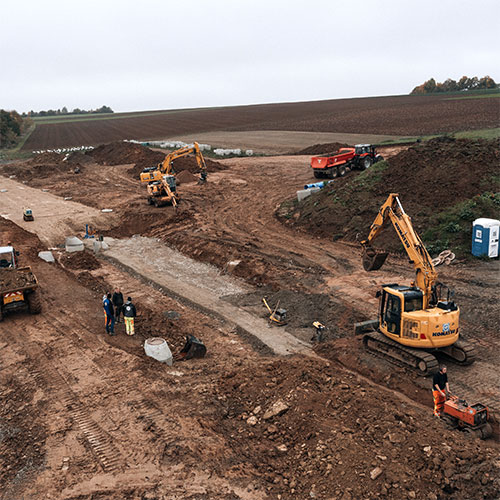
[246,415,258,426]
[263,400,290,420]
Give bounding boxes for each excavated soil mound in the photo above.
[373,137,499,212]
[176,169,198,184]
[60,251,101,271]
[280,137,500,254]
[65,151,94,165]
[0,268,37,290]
[31,152,61,164]
[168,155,226,174]
[86,141,226,178]
[127,153,226,178]
[293,141,350,155]
[88,141,165,170]
[0,151,85,181]
[215,357,499,500]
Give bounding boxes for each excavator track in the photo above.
[363,331,439,376]
[438,338,476,365]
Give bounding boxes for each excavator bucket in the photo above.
[362,246,389,271]
[178,335,207,360]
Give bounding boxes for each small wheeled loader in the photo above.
[23,208,34,221]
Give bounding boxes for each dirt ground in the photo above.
[1,145,499,499]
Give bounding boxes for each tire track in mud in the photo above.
[34,311,190,464]
[3,317,125,473]
[1,310,189,472]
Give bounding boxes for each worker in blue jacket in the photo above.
[103,293,115,335]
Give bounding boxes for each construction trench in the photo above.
[0,141,499,499]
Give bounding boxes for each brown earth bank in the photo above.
[87,141,226,178]
[214,358,499,500]
[279,137,500,255]
[22,94,500,150]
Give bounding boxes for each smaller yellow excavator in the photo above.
[140,142,208,207]
[356,193,475,375]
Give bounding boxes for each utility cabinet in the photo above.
[472,218,500,258]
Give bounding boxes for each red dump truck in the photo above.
[310,144,383,179]
[0,246,41,321]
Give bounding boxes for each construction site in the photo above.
[0,114,499,500]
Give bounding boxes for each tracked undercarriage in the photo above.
[361,330,476,376]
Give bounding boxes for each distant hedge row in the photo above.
[25,105,114,117]
[0,110,32,149]
[411,75,497,94]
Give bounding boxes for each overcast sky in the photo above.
[2,0,499,113]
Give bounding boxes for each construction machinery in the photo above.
[443,395,492,439]
[311,144,383,179]
[23,207,34,221]
[177,335,207,360]
[312,321,326,342]
[262,298,288,326]
[0,245,41,321]
[140,142,208,207]
[355,193,475,375]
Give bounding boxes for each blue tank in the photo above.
[304,181,334,190]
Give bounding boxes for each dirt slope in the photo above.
[279,137,500,256]
[86,141,226,178]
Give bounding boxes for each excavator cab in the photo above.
[379,286,423,337]
[164,174,177,192]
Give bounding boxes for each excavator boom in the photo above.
[361,193,437,307]
[140,142,208,184]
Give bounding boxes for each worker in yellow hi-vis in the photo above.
[123,297,137,336]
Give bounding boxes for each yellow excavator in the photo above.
[140,142,208,207]
[355,193,475,375]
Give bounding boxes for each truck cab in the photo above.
[0,246,17,268]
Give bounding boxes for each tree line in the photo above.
[411,75,497,94]
[0,110,32,149]
[24,105,114,117]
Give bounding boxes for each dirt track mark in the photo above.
[4,320,124,473]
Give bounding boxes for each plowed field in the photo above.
[23,94,500,150]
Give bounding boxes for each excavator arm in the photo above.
[140,142,208,183]
[361,193,438,307]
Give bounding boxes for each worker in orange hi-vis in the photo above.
[123,297,137,336]
[432,365,450,417]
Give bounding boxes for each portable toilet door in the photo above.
[472,218,500,258]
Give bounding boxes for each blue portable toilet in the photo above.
[472,218,500,258]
